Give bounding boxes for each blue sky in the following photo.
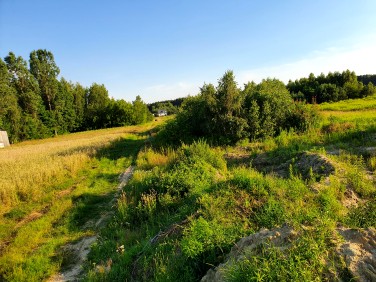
[1,0,376,103]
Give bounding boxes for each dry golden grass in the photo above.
[0,119,166,214]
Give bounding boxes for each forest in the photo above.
[0,50,153,143]
[287,70,375,103]
[1,49,375,145]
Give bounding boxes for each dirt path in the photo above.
[48,166,135,282]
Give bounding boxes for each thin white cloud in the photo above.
[238,36,376,84]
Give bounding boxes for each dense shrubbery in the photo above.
[0,50,153,143]
[157,71,321,145]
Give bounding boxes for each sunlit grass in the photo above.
[321,109,376,122]
[320,94,376,111]
[0,119,167,213]
[0,118,169,281]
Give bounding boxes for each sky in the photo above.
[1,0,376,103]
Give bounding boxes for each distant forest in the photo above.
[0,50,153,143]
[287,70,375,103]
[357,74,376,86]
[147,98,185,115]
[1,49,375,143]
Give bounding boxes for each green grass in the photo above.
[2,97,376,281]
[82,138,373,281]
[80,96,376,281]
[320,94,376,111]
[223,226,335,282]
[0,134,145,282]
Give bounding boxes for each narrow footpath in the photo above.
[48,166,135,282]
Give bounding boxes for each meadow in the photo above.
[0,118,166,281]
[1,94,376,281]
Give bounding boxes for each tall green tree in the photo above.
[85,83,110,129]
[29,49,60,112]
[4,52,46,140]
[0,59,22,142]
[72,82,86,131]
[55,78,76,133]
[105,99,134,127]
[132,95,153,125]
[4,52,40,97]
[213,71,248,143]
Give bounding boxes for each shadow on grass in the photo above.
[97,135,145,163]
[68,136,145,228]
[69,192,115,228]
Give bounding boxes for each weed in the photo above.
[345,198,376,228]
[223,227,335,282]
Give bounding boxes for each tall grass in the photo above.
[0,119,167,281]
[0,123,161,213]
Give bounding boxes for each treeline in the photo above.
[147,98,185,115]
[357,74,376,86]
[287,70,375,103]
[158,71,320,145]
[0,50,153,143]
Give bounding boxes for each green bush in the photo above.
[287,102,322,132]
[157,72,321,145]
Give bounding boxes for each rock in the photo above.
[336,227,376,282]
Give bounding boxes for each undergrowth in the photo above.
[84,129,375,281]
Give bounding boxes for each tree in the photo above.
[132,95,153,125]
[85,83,110,129]
[0,58,22,142]
[55,78,76,133]
[317,83,339,102]
[244,78,293,136]
[248,100,261,140]
[5,52,40,96]
[29,49,60,111]
[71,82,86,131]
[105,99,133,127]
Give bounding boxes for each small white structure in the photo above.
[0,131,10,148]
[157,110,167,117]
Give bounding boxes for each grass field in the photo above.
[0,118,166,282]
[320,94,376,128]
[320,94,376,111]
[81,97,376,281]
[1,95,376,281]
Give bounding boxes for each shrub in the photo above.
[287,102,322,132]
[157,72,321,145]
